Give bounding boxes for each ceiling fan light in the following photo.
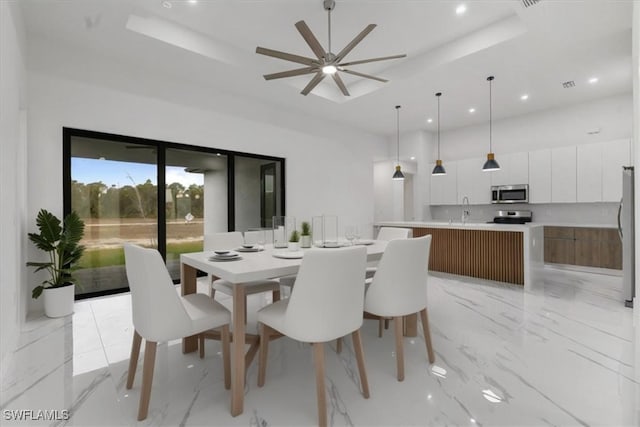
[322,64,337,74]
[482,153,501,171]
[432,159,447,175]
[392,165,405,180]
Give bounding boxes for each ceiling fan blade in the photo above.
[301,72,326,96]
[295,20,326,60]
[256,46,317,66]
[341,69,388,83]
[339,54,407,67]
[263,67,317,81]
[332,73,350,96]
[335,24,376,62]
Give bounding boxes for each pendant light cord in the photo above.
[396,106,401,163]
[489,77,493,153]
[437,93,441,159]
[327,8,332,55]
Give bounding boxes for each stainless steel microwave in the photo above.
[491,184,529,204]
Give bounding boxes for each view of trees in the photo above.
[71,180,204,219]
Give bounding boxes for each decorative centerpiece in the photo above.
[288,230,300,252]
[27,209,85,318]
[300,221,312,248]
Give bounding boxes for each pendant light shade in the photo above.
[392,105,405,180]
[432,92,446,175]
[482,76,501,172]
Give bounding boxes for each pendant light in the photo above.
[432,92,446,175]
[392,105,405,180]
[482,75,501,172]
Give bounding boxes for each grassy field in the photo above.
[78,240,204,269]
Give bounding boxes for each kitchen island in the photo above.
[376,221,544,290]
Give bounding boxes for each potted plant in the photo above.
[300,221,312,248]
[288,230,300,252]
[27,209,85,318]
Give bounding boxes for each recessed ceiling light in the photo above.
[589,77,599,84]
[216,153,221,156]
[188,0,198,3]
[427,118,433,123]
[468,108,476,114]
[520,94,529,101]
[161,1,172,8]
[410,156,416,160]
[456,4,467,15]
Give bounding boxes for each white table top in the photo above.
[181,241,387,284]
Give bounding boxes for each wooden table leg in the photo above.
[403,313,418,337]
[231,284,247,417]
[181,263,199,353]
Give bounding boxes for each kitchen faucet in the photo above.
[462,196,471,224]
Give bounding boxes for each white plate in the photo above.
[214,250,238,256]
[272,251,304,259]
[236,247,263,253]
[208,255,243,262]
[355,239,375,246]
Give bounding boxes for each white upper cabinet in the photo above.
[528,149,551,203]
[490,152,529,186]
[602,139,631,202]
[577,143,603,202]
[457,157,491,205]
[551,146,577,203]
[430,161,457,205]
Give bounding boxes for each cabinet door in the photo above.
[456,158,475,204]
[430,173,444,205]
[528,149,551,203]
[577,143,603,202]
[602,139,630,202]
[490,155,509,186]
[551,146,577,203]
[509,152,529,185]
[442,161,458,205]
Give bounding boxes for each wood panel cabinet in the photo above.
[544,226,621,269]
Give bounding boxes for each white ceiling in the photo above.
[20,0,634,137]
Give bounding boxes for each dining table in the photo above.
[180,240,410,417]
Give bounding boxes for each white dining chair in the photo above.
[366,227,411,278]
[123,244,231,421]
[364,235,435,381]
[256,246,370,427]
[204,232,281,309]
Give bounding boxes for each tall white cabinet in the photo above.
[576,143,603,202]
[430,162,457,205]
[456,157,491,204]
[601,139,631,202]
[528,149,552,203]
[490,152,529,186]
[551,146,577,203]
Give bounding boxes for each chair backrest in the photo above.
[124,244,191,342]
[204,232,244,251]
[376,227,411,241]
[284,246,367,342]
[365,235,432,317]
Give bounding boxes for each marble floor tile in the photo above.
[1,266,637,426]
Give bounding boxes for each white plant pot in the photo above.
[43,285,75,318]
[300,235,312,248]
[288,242,300,252]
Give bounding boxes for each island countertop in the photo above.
[375,221,540,232]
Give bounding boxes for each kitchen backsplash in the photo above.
[428,202,620,227]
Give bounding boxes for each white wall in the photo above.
[25,70,386,313]
[0,1,28,377]
[438,94,633,160]
[632,3,640,321]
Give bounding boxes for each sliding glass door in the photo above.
[64,128,285,299]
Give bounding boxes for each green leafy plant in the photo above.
[289,230,300,243]
[26,209,86,299]
[301,221,311,236]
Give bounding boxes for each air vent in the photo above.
[521,0,541,7]
[562,80,575,89]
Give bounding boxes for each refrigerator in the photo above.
[618,166,635,308]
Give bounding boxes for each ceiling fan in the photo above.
[256,0,406,96]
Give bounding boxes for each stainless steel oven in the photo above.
[491,184,529,204]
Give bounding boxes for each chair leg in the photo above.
[312,342,327,427]
[272,289,281,302]
[420,308,436,364]
[351,329,370,398]
[126,330,142,389]
[257,323,270,387]
[199,333,205,359]
[221,325,231,390]
[336,337,342,354]
[385,319,390,330]
[138,340,157,421]
[244,296,248,325]
[378,318,383,338]
[393,317,405,382]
